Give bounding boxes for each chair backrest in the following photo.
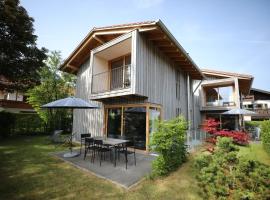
[81,133,91,140]
[94,139,103,146]
[85,137,94,147]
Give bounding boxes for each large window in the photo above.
[110,55,131,90]
[105,104,161,151]
[205,86,234,107]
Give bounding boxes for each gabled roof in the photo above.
[201,68,254,95]
[251,88,270,95]
[60,20,204,80]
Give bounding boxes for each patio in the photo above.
[54,150,155,188]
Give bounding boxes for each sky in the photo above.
[20,0,270,91]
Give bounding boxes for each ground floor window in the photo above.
[105,104,161,151]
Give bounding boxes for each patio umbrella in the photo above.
[222,108,256,130]
[222,108,256,115]
[41,96,99,158]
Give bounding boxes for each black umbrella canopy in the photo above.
[41,96,99,109]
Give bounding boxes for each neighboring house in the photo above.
[0,77,34,113]
[243,88,270,120]
[60,20,205,151]
[197,69,254,130]
[0,91,34,113]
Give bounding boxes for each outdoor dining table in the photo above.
[93,137,130,167]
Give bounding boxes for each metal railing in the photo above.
[92,65,131,94]
[205,100,236,107]
[249,108,270,116]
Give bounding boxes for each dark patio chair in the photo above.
[93,139,112,166]
[80,133,91,154]
[84,137,95,162]
[118,139,136,169]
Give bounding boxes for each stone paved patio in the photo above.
[54,150,155,188]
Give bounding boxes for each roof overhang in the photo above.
[201,69,254,95]
[60,20,205,80]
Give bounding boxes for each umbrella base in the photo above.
[63,152,80,158]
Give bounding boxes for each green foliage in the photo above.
[0,111,15,137]
[194,137,270,200]
[12,113,44,134]
[194,154,212,170]
[0,0,47,91]
[261,120,270,155]
[27,51,76,132]
[150,116,188,177]
[0,112,44,137]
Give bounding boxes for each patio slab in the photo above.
[54,150,155,188]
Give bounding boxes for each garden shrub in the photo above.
[261,120,270,154]
[0,112,46,137]
[194,137,270,200]
[203,118,250,146]
[150,116,188,177]
[0,111,15,138]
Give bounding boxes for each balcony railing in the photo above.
[205,100,236,107]
[92,65,131,94]
[247,108,270,116]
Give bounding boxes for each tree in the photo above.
[0,0,47,91]
[27,51,76,132]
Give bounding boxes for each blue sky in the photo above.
[21,0,270,91]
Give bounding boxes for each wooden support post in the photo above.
[146,105,150,153]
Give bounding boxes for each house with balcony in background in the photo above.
[194,69,254,130]
[60,20,205,151]
[243,88,270,120]
[0,76,34,114]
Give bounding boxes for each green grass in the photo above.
[238,142,270,166]
[0,136,202,200]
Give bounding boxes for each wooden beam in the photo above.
[154,40,174,47]
[67,64,78,70]
[148,35,167,41]
[93,35,105,44]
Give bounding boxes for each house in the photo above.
[243,88,270,120]
[197,69,254,130]
[60,20,205,151]
[0,76,34,113]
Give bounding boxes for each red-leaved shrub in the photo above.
[202,118,249,146]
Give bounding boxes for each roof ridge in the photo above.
[93,20,156,30]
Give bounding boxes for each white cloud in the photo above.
[132,0,164,8]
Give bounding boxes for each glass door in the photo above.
[107,108,122,138]
[105,104,162,151]
[124,107,146,150]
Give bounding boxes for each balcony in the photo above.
[205,100,236,107]
[0,99,33,109]
[92,65,131,94]
[202,84,237,110]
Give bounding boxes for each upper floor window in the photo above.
[175,70,181,100]
[110,54,131,90]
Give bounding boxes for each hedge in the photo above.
[261,120,270,155]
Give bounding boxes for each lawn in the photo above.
[0,136,202,200]
[238,142,270,166]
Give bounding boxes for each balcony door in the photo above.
[110,55,131,90]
